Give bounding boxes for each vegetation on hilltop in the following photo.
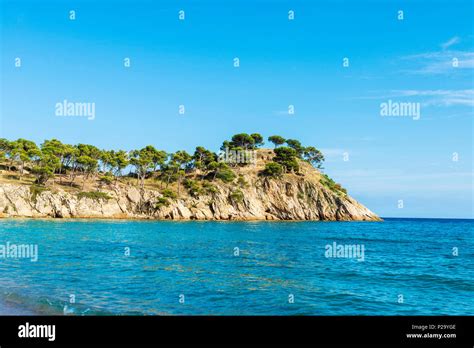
[0,133,347,197]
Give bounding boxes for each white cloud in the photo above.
[400,36,473,74]
[403,51,473,74]
[319,148,346,161]
[320,148,344,156]
[391,89,474,107]
[355,89,474,108]
[441,36,460,50]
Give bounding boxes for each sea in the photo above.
[0,218,472,315]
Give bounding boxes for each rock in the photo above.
[0,161,381,221]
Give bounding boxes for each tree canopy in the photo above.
[0,133,325,187]
[268,135,286,148]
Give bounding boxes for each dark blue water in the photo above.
[0,218,472,315]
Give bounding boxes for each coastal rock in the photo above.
[0,162,380,221]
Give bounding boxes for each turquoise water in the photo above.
[0,218,472,315]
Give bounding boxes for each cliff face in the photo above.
[0,158,380,221]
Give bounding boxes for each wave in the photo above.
[0,288,114,316]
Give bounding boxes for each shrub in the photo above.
[216,168,236,183]
[237,175,249,188]
[77,191,111,201]
[161,188,177,199]
[30,185,49,203]
[262,162,283,177]
[229,189,244,204]
[334,183,347,195]
[320,174,347,195]
[202,181,218,194]
[99,174,114,185]
[155,197,170,209]
[183,179,202,197]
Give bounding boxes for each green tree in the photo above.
[193,146,216,176]
[230,133,255,150]
[250,133,264,148]
[148,147,168,172]
[76,155,98,189]
[74,144,101,188]
[220,140,231,152]
[303,146,325,169]
[160,163,179,189]
[41,139,70,184]
[268,135,286,148]
[100,150,115,174]
[262,162,283,177]
[112,150,129,180]
[170,150,192,195]
[129,147,154,188]
[285,139,304,157]
[31,152,60,185]
[273,146,299,173]
[208,161,236,182]
[62,144,79,170]
[11,139,41,179]
[65,145,81,186]
[0,138,14,171]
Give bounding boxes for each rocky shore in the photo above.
[0,160,380,221]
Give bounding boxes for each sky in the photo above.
[1,0,473,218]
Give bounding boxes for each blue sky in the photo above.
[1,0,473,218]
